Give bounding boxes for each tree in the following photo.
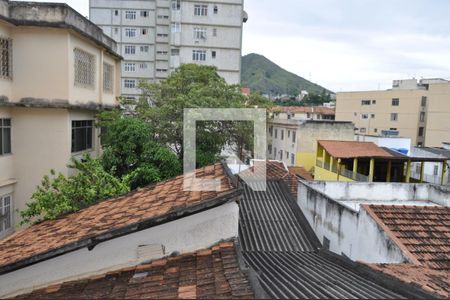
[136,64,255,166]
[99,116,181,189]
[20,155,129,225]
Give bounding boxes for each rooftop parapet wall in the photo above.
[1,1,120,58]
[297,180,411,264]
[306,181,450,206]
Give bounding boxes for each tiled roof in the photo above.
[0,164,237,273]
[319,140,393,159]
[271,106,335,115]
[288,166,314,180]
[369,263,450,298]
[14,241,254,299]
[365,205,450,270]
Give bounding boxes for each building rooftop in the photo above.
[0,0,120,58]
[13,241,255,299]
[318,140,393,159]
[288,166,314,181]
[271,106,335,115]
[0,163,237,274]
[365,205,450,270]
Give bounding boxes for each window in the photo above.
[124,79,136,89]
[213,28,217,37]
[156,68,168,72]
[124,63,136,72]
[433,165,439,176]
[416,164,421,174]
[391,113,398,121]
[140,63,147,69]
[125,28,137,37]
[140,11,148,17]
[171,0,181,10]
[0,38,12,79]
[192,50,206,61]
[171,49,180,56]
[140,45,149,53]
[0,195,12,234]
[157,33,169,38]
[194,4,208,16]
[360,128,366,133]
[281,129,284,140]
[279,150,282,160]
[361,100,371,105]
[157,15,169,19]
[390,128,397,130]
[268,144,272,154]
[372,100,376,104]
[420,112,425,122]
[273,147,277,159]
[269,126,273,137]
[292,131,296,143]
[418,127,424,137]
[374,128,378,133]
[125,11,136,19]
[361,114,369,120]
[287,130,291,138]
[142,29,148,35]
[291,154,295,165]
[114,27,119,34]
[157,50,168,55]
[211,51,216,59]
[125,45,136,55]
[392,98,400,106]
[72,121,93,153]
[171,23,181,33]
[214,5,218,14]
[421,96,427,107]
[74,48,95,88]
[103,63,114,94]
[286,151,289,159]
[194,28,207,39]
[274,129,278,139]
[0,118,11,155]
[371,114,375,119]
[114,10,119,16]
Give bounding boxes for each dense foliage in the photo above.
[20,156,129,224]
[274,91,333,107]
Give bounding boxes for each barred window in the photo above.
[192,50,206,61]
[124,79,136,89]
[71,120,93,153]
[74,49,95,88]
[0,38,12,80]
[125,45,136,55]
[103,63,114,93]
[0,118,11,155]
[125,11,136,19]
[0,194,12,234]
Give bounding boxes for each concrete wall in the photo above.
[305,181,450,206]
[297,181,410,264]
[426,83,450,147]
[0,201,239,298]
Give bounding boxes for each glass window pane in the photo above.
[3,128,11,154]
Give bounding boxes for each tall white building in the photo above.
[90,0,246,100]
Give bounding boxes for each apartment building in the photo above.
[271,106,335,121]
[268,119,354,170]
[0,0,121,237]
[90,0,246,100]
[336,78,450,147]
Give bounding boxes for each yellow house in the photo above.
[315,140,448,183]
[0,0,122,237]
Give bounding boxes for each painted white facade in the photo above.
[410,147,450,185]
[90,0,245,99]
[297,180,450,264]
[0,201,239,298]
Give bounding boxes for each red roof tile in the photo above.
[365,205,450,270]
[288,166,314,181]
[13,241,254,299]
[0,164,236,271]
[271,106,335,115]
[368,263,450,298]
[318,140,393,159]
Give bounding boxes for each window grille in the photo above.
[103,63,113,93]
[71,120,93,153]
[74,48,95,88]
[0,195,12,234]
[0,118,11,155]
[0,38,12,79]
[192,50,206,61]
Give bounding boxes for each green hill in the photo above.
[241,53,332,96]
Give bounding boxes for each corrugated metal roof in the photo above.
[239,181,320,252]
[244,251,404,299]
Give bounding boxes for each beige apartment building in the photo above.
[336,78,450,147]
[0,0,121,237]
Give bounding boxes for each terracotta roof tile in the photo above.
[318,140,393,159]
[0,164,236,271]
[271,106,335,115]
[288,166,314,180]
[14,242,254,299]
[368,263,450,298]
[366,205,450,270]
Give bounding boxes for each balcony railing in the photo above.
[316,159,369,182]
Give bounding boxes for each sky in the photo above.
[17,0,450,92]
